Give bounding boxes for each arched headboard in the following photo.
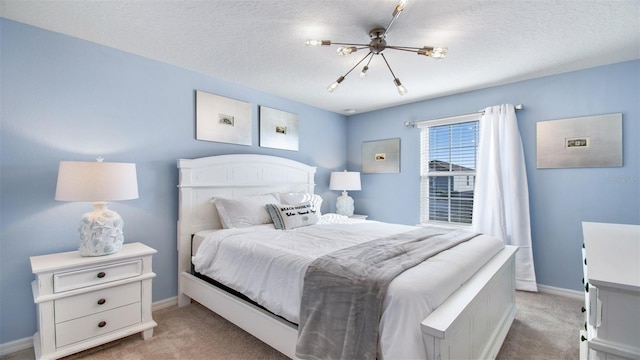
[176,154,317,279]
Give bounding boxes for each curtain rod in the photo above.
[404,104,524,128]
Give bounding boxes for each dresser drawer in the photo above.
[55,302,141,348]
[53,260,142,293]
[54,281,141,323]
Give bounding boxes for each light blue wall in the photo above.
[0,19,347,344]
[347,60,640,292]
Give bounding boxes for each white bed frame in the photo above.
[176,154,517,360]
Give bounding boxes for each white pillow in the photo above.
[213,194,278,229]
[276,193,323,216]
[266,202,319,230]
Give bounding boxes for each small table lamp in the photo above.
[55,158,138,256]
[329,170,361,217]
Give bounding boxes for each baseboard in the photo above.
[0,336,33,356]
[0,297,180,356]
[152,296,178,311]
[537,284,584,300]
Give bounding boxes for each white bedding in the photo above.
[192,215,504,359]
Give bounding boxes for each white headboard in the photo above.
[177,154,317,276]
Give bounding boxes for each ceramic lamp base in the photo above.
[336,191,355,217]
[78,202,124,256]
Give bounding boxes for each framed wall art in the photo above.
[362,138,400,173]
[259,106,299,151]
[536,113,622,168]
[195,90,251,146]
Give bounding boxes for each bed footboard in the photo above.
[421,245,517,360]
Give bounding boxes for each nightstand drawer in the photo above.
[55,302,141,348]
[54,282,141,323]
[54,259,142,293]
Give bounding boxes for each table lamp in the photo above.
[55,158,138,256]
[329,170,361,217]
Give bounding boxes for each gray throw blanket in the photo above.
[295,227,479,360]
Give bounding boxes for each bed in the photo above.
[176,154,517,360]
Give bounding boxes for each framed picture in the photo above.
[195,90,251,146]
[536,113,622,168]
[259,106,299,151]
[362,138,400,173]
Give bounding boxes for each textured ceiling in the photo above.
[1,0,639,114]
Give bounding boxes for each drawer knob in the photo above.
[98,321,107,328]
[97,272,106,278]
[581,335,587,342]
[581,306,586,313]
[97,298,106,305]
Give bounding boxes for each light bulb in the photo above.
[306,40,330,47]
[394,78,407,95]
[327,76,345,92]
[358,66,369,79]
[430,47,448,59]
[393,0,408,16]
[337,47,357,56]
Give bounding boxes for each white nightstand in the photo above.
[349,214,368,220]
[30,242,157,360]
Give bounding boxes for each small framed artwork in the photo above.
[536,113,622,168]
[195,90,251,146]
[362,138,400,173]
[259,106,299,151]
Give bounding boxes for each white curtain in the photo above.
[472,104,538,291]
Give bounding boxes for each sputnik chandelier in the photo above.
[305,0,447,95]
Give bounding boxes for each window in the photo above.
[420,117,479,225]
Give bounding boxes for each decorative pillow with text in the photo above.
[275,193,323,216]
[266,201,319,230]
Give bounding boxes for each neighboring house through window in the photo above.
[419,115,479,225]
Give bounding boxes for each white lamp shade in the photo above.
[55,161,139,202]
[329,171,361,191]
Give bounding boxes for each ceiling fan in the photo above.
[305,0,447,95]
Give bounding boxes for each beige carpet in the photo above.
[496,291,582,360]
[2,291,581,360]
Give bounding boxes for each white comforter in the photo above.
[192,215,503,359]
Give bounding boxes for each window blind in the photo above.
[420,119,479,225]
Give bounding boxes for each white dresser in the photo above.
[30,242,157,360]
[581,222,640,360]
